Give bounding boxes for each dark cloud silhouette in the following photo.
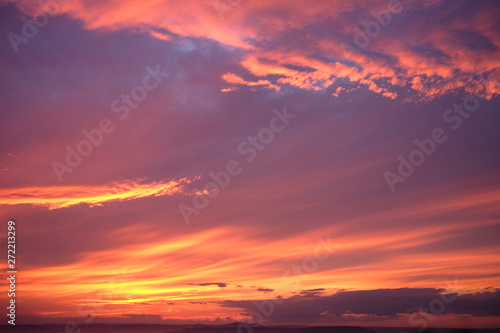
[299,289,326,297]
[196,282,227,288]
[257,288,275,292]
[221,288,500,323]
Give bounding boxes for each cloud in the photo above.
[299,289,326,297]
[222,72,280,91]
[0,177,191,209]
[221,288,500,323]
[257,288,275,293]
[1,1,500,326]
[196,282,228,288]
[6,0,497,101]
[221,86,239,92]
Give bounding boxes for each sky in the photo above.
[0,0,500,329]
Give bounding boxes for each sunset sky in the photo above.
[1,0,500,328]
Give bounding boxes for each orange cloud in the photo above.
[8,0,500,100]
[222,72,280,91]
[149,30,172,42]
[221,87,239,92]
[0,178,191,209]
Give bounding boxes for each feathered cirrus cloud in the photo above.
[0,178,192,209]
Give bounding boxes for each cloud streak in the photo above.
[0,178,191,209]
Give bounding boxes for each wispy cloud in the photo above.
[222,73,280,91]
[0,178,191,209]
[196,282,228,288]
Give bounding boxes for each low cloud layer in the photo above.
[222,288,500,323]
